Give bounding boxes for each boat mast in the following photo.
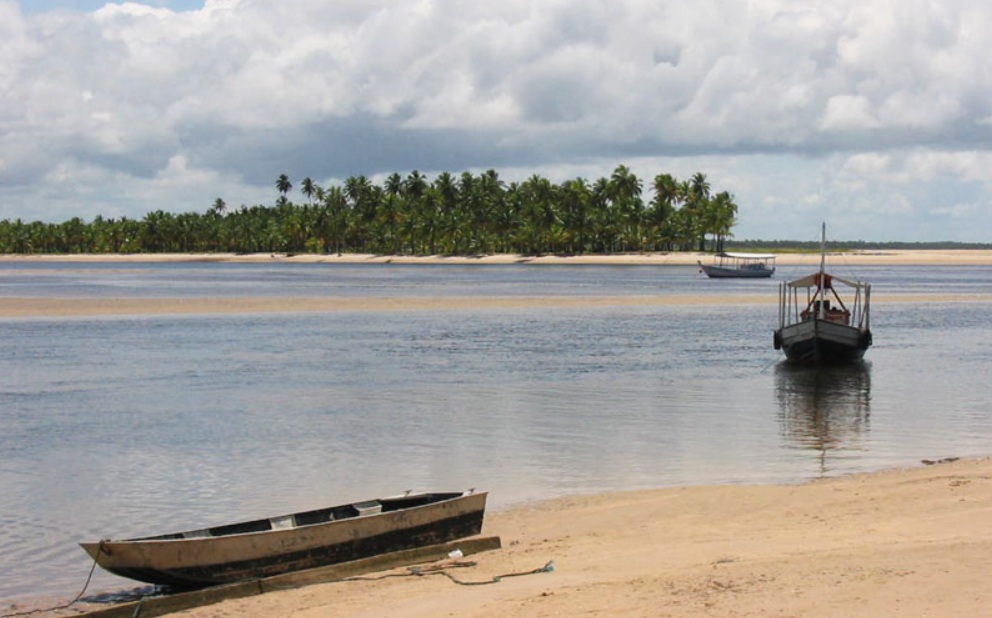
[819,222,826,277]
[818,222,826,318]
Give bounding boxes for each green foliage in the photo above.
[0,166,745,255]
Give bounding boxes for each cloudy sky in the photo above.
[3,0,991,242]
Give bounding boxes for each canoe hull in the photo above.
[81,491,487,589]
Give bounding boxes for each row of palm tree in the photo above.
[0,166,738,255]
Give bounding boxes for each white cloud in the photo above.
[842,153,892,177]
[2,0,992,241]
[935,200,982,219]
[904,150,992,183]
[820,95,880,132]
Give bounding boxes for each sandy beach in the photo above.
[19,457,986,618]
[199,457,991,618]
[3,248,992,266]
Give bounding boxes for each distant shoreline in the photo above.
[3,249,992,265]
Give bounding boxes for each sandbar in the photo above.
[1,292,991,318]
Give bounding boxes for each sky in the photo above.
[2,0,991,242]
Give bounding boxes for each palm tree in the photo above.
[379,173,406,253]
[685,173,711,251]
[140,210,177,253]
[520,175,558,254]
[667,206,696,252]
[210,198,227,217]
[689,172,710,201]
[586,177,612,252]
[403,171,430,253]
[475,169,505,254]
[321,186,349,255]
[344,175,377,252]
[300,177,317,206]
[492,181,519,254]
[433,172,459,253]
[276,174,293,200]
[709,191,738,252]
[648,174,679,250]
[384,173,403,200]
[608,165,644,251]
[457,171,482,253]
[559,178,592,253]
[652,173,680,208]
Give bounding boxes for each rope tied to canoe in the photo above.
[0,541,107,618]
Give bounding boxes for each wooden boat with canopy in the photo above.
[773,225,872,364]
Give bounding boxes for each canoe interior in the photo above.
[136,492,466,542]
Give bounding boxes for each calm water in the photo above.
[1,261,991,601]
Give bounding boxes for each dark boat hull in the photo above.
[81,491,487,589]
[775,319,871,365]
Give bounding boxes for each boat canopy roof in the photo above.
[718,252,776,260]
[785,272,865,289]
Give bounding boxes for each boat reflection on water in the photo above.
[774,361,872,474]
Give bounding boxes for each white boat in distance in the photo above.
[698,252,776,278]
[773,225,872,364]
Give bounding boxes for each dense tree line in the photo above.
[0,165,740,256]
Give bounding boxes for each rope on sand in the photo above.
[420,560,556,586]
[334,559,556,586]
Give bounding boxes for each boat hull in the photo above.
[81,491,487,589]
[699,263,775,278]
[775,319,871,365]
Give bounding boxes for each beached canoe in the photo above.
[80,490,487,589]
